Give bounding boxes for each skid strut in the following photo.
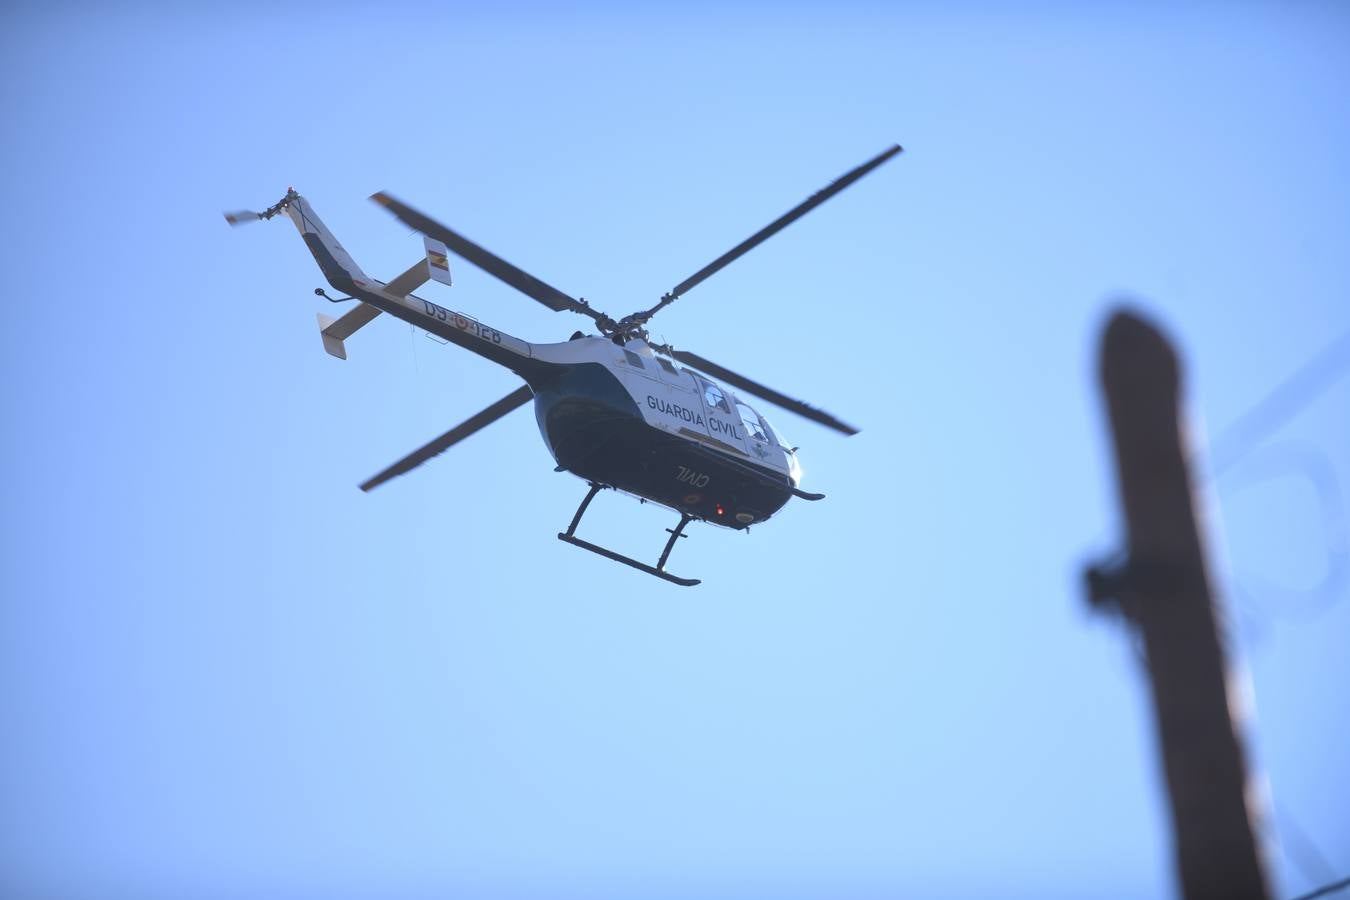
[557,483,701,586]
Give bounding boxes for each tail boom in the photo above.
[253,190,539,376]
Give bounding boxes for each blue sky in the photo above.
[2,3,1347,898]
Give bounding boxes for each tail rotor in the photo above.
[223,210,263,227]
[222,188,298,227]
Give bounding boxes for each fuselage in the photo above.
[527,336,800,529]
[286,193,803,528]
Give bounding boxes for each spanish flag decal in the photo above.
[428,249,450,271]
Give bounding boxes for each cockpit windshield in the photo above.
[763,414,790,450]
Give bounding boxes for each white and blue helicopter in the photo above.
[227,145,901,585]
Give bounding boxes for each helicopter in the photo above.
[226,145,902,585]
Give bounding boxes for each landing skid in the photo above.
[557,483,702,586]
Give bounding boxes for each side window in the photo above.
[657,357,678,375]
[700,379,731,414]
[624,349,645,369]
[736,400,768,442]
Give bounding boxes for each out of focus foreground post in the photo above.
[1087,310,1270,899]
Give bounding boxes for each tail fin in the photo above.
[281,193,373,293]
[227,190,456,362]
[224,189,370,292]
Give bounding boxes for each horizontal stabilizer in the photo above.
[381,237,454,298]
[316,303,381,359]
[382,260,429,299]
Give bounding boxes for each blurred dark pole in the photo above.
[1089,310,1270,899]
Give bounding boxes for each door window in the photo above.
[700,378,731,415]
[736,400,768,443]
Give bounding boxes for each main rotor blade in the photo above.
[370,192,592,317]
[359,385,534,492]
[666,144,903,303]
[665,348,859,436]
